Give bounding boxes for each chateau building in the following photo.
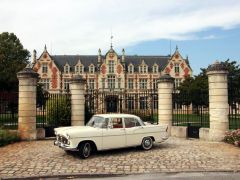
[33,45,192,93]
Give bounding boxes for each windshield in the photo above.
[86,116,108,128]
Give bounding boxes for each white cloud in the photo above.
[0,0,240,55]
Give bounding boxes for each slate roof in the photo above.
[50,55,171,72]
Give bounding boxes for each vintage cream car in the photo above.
[54,114,169,158]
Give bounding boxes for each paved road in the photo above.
[0,137,239,179]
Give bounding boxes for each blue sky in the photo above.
[0,0,240,75]
[125,27,240,75]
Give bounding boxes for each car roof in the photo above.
[94,113,140,118]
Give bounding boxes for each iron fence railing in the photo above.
[228,79,240,129]
[172,91,209,128]
[0,91,18,129]
[36,92,71,136]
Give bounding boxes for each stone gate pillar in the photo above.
[158,74,174,134]
[17,66,39,140]
[70,75,86,126]
[207,61,229,141]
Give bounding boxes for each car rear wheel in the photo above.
[141,137,153,150]
[78,142,92,159]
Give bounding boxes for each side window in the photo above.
[102,118,109,128]
[124,118,141,128]
[110,118,123,128]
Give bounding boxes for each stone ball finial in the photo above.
[207,60,228,73]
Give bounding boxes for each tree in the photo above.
[0,32,30,91]
[178,59,240,106]
[224,60,240,103]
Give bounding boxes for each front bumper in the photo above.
[54,140,78,151]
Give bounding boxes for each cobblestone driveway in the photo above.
[0,137,239,178]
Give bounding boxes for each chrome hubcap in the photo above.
[83,143,91,157]
[144,139,151,147]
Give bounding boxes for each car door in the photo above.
[102,117,126,149]
[124,117,143,146]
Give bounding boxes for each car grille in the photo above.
[57,135,68,144]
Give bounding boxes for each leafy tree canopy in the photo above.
[177,59,240,105]
[0,32,30,91]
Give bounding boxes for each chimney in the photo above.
[33,49,37,64]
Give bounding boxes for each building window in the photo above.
[64,65,70,74]
[89,65,95,74]
[153,79,158,89]
[89,79,95,89]
[139,65,148,73]
[140,97,147,109]
[109,60,114,73]
[118,78,121,89]
[39,79,50,90]
[153,65,158,73]
[128,65,134,73]
[127,96,134,110]
[64,79,70,90]
[175,63,179,73]
[42,63,48,73]
[75,66,79,74]
[80,65,84,73]
[108,75,115,89]
[128,79,134,89]
[153,95,158,109]
[102,78,105,89]
[139,79,147,89]
[174,78,181,88]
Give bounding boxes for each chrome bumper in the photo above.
[54,141,78,151]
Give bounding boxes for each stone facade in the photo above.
[32,45,192,93]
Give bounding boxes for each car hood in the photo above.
[54,126,97,137]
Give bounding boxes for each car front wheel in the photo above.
[141,137,153,150]
[78,142,92,159]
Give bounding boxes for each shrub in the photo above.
[0,128,20,147]
[46,96,71,126]
[224,129,240,147]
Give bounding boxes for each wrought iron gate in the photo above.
[172,91,209,138]
[85,89,158,124]
[36,92,71,137]
[228,78,240,130]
